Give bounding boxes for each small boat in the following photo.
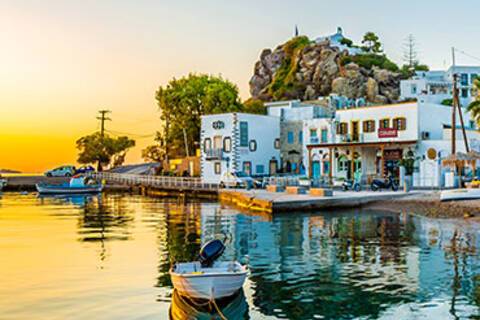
[170,239,248,300]
[36,175,103,195]
[440,188,480,201]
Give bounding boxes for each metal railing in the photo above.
[92,172,219,191]
[205,148,223,160]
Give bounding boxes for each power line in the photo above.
[454,48,480,63]
[105,129,155,139]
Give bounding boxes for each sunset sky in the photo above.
[1,0,480,172]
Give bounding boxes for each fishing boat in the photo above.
[440,188,480,201]
[36,175,102,195]
[170,239,248,300]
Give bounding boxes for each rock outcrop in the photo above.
[249,37,401,103]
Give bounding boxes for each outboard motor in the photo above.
[199,239,225,268]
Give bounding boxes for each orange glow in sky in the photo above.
[2,1,478,172]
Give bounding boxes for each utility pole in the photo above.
[183,128,190,158]
[451,48,457,155]
[97,110,111,137]
[451,48,470,154]
[96,110,111,172]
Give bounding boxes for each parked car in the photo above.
[219,171,259,189]
[44,165,76,177]
[75,165,95,175]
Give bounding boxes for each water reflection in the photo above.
[169,289,249,320]
[1,193,480,319]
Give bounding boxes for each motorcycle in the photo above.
[342,179,361,192]
[370,175,398,191]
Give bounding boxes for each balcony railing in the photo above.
[205,148,223,160]
[335,133,365,144]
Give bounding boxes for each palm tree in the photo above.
[467,78,480,124]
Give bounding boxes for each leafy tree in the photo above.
[340,54,399,72]
[468,79,480,125]
[400,63,429,78]
[141,132,165,162]
[243,98,266,114]
[340,37,353,47]
[76,133,135,171]
[361,32,382,53]
[154,73,243,159]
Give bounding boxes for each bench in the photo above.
[266,185,284,193]
[285,186,307,195]
[309,188,333,197]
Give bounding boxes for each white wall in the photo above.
[236,113,280,177]
[200,113,280,183]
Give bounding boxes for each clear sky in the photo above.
[1,0,480,172]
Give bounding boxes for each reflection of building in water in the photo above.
[412,217,480,316]
[199,206,422,319]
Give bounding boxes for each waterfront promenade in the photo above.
[219,189,426,213]
[2,173,432,214]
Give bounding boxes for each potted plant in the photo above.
[399,150,415,192]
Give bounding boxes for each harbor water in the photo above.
[0,192,479,319]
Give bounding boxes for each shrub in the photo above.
[340,54,399,72]
[267,36,311,99]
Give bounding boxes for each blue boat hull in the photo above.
[36,184,103,194]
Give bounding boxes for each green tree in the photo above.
[141,132,165,163]
[76,132,135,171]
[154,73,243,158]
[468,79,480,125]
[243,98,266,114]
[361,32,382,53]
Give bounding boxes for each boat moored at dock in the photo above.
[36,175,102,195]
[440,188,480,201]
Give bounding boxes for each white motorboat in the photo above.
[170,239,248,300]
[440,188,480,201]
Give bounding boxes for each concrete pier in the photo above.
[219,189,426,213]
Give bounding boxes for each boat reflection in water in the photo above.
[169,288,249,320]
[37,193,99,206]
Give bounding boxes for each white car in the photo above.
[219,171,258,189]
[44,165,76,177]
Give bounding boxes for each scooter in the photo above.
[342,179,361,192]
[370,175,398,191]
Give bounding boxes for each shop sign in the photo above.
[378,128,398,138]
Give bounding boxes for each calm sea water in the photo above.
[1,192,480,320]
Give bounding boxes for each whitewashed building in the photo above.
[303,101,480,187]
[400,66,480,106]
[200,113,280,183]
[315,27,363,56]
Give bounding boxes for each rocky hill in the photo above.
[249,36,402,104]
